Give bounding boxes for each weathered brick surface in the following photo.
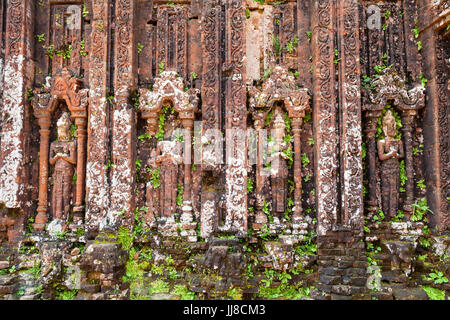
[0,0,447,301]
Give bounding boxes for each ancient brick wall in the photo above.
[0,0,448,300]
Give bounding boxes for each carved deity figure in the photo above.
[377,110,404,218]
[268,109,290,218]
[49,112,77,221]
[155,127,183,219]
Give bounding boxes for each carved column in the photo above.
[85,0,111,232]
[34,114,52,231]
[419,0,450,233]
[72,116,87,223]
[254,117,267,229]
[0,0,34,218]
[364,110,382,212]
[110,0,137,229]
[223,0,247,237]
[312,0,338,236]
[291,118,303,218]
[181,119,194,221]
[400,111,416,213]
[338,0,363,232]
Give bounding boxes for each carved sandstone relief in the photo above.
[248,65,310,238]
[138,71,199,240]
[364,67,425,218]
[31,68,88,231]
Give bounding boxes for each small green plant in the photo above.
[36,33,45,43]
[362,74,376,90]
[306,31,312,42]
[136,159,142,172]
[149,279,170,295]
[43,44,55,58]
[105,160,113,170]
[227,287,243,300]
[391,210,405,222]
[412,23,419,39]
[262,67,272,79]
[285,37,299,54]
[80,40,88,56]
[372,209,385,223]
[413,144,424,155]
[173,284,196,300]
[158,61,165,74]
[82,3,89,18]
[419,73,428,87]
[304,173,312,182]
[190,71,197,80]
[29,260,42,280]
[308,137,314,146]
[262,200,272,223]
[333,49,341,64]
[137,42,144,54]
[301,153,310,167]
[272,35,281,57]
[411,198,432,222]
[118,226,133,250]
[247,178,254,194]
[176,184,183,206]
[422,270,449,285]
[138,133,151,142]
[417,41,423,51]
[245,9,250,19]
[416,179,426,191]
[149,167,161,189]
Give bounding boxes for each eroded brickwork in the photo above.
[0,0,448,300]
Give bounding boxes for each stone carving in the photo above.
[313,0,338,237]
[49,112,77,222]
[248,66,309,234]
[139,71,199,238]
[109,0,137,230]
[84,0,110,234]
[32,68,88,231]
[366,67,425,214]
[338,0,363,233]
[268,109,290,219]
[155,129,183,219]
[378,110,405,218]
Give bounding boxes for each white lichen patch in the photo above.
[0,55,25,208]
[201,200,216,238]
[222,141,247,237]
[85,94,110,229]
[107,107,133,229]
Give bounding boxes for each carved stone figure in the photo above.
[155,127,183,219]
[268,109,290,218]
[49,112,77,221]
[377,110,404,218]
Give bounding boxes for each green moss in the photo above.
[421,285,446,300]
[173,284,196,300]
